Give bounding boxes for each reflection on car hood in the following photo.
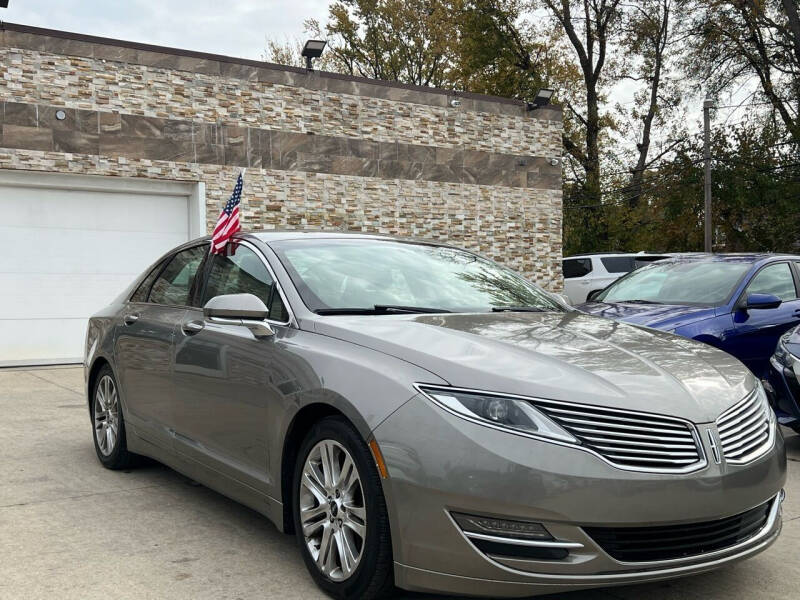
[576,301,717,330]
[313,311,752,423]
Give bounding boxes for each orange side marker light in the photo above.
[368,438,389,479]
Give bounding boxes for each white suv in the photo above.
[563,253,668,304]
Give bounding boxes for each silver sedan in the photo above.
[84,232,786,599]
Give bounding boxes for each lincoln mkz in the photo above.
[84,232,786,599]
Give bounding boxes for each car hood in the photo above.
[783,324,800,357]
[576,301,717,330]
[312,311,753,423]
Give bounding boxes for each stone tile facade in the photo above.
[0,23,563,288]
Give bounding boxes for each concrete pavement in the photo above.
[1,366,798,600]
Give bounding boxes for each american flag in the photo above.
[211,171,243,254]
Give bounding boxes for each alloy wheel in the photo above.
[299,439,367,582]
[94,375,120,456]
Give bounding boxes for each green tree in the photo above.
[312,0,459,86]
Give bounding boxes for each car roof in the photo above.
[564,252,668,259]
[643,253,800,265]
[243,230,458,249]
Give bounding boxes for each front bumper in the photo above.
[374,394,787,598]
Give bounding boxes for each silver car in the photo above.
[85,232,786,599]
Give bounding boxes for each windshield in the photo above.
[596,260,751,306]
[271,239,564,314]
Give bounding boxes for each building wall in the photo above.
[0,24,564,288]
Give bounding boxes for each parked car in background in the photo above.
[578,254,800,379]
[563,252,669,304]
[85,233,785,599]
[768,325,800,432]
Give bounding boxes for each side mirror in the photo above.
[550,292,572,306]
[744,293,782,310]
[203,293,274,337]
[586,289,603,302]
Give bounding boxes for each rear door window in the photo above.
[149,245,207,306]
[130,258,169,303]
[563,258,593,279]
[601,256,637,274]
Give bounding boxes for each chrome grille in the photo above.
[533,401,704,472]
[716,390,773,464]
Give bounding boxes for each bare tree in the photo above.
[538,0,624,204]
[683,0,800,145]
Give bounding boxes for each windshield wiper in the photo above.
[491,306,547,313]
[623,299,662,305]
[315,305,452,315]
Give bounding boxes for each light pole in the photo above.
[703,97,714,253]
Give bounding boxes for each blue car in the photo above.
[578,253,800,384]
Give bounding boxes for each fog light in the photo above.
[452,512,553,541]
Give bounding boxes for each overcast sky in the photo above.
[1,0,329,60]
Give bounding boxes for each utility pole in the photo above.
[703,98,714,253]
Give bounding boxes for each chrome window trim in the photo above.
[415,384,708,475]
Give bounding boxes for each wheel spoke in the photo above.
[316,523,332,571]
[105,426,115,452]
[302,471,328,504]
[302,517,325,537]
[96,388,106,412]
[338,455,355,492]
[323,525,338,575]
[300,503,327,536]
[319,441,335,488]
[344,504,365,522]
[334,529,353,575]
[340,528,360,573]
[343,516,365,539]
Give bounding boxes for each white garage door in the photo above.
[0,170,205,366]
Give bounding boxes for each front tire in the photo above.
[293,416,394,600]
[91,365,137,470]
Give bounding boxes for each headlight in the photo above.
[416,385,578,444]
[774,335,800,368]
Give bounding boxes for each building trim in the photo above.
[1,101,562,190]
[0,21,562,120]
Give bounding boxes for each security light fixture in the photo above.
[301,39,327,71]
[527,88,555,110]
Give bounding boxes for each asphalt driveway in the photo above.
[1,366,798,600]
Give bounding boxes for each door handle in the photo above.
[123,314,139,326]
[181,320,205,335]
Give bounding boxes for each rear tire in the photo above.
[293,416,394,600]
[91,365,137,470]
